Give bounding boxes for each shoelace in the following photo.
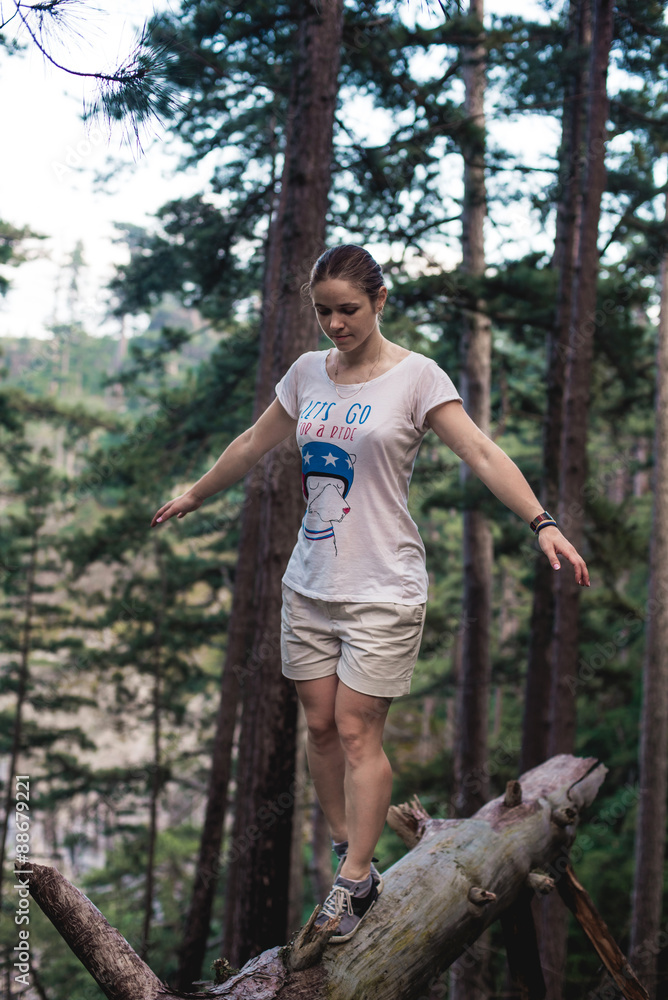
[320,884,354,919]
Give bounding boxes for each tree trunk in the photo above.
[520,0,591,775]
[453,4,491,994]
[542,3,614,998]
[222,0,344,967]
[175,0,344,983]
[629,189,668,1000]
[548,0,613,756]
[455,0,492,820]
[22,755,651,1000]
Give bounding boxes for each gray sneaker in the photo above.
[332,841,383,892]
[315,874,379,943]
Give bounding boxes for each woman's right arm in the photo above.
[150,398,298,527]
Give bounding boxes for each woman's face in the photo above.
[311,278,386,353]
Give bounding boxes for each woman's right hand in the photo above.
[150,491,203,527]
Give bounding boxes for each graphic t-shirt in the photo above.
[274,350,463,604]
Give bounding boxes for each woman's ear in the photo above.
[376,286,388,314]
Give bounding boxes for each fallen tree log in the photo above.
[18,754,647,1000]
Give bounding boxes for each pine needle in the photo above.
[2,2,183,150]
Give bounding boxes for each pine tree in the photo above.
[520,0,592,774]
[629,185,668,1000]
[0,220,44,297]
[221,0,345,968]
[541,4,615,997]
[0,452,99,914]
[453,0,493,823]
[450,9,495,997]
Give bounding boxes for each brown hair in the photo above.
[303,245,386,307]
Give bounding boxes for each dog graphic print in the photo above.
[301,441,355,555]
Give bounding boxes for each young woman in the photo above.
[151,245,590,943]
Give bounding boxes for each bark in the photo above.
[548,0,613,756]
[453,4,491,994]
[176,0,344,983]
[542,4,614,997]
[455,0,492,821]
[520,0,591,774]
[22,755,648,1000]
[222,0,344,967]
[629,189,668,1000]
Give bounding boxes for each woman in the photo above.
[151,245,589,944]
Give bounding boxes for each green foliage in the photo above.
[0,219,45,297]
[109,197,264,323]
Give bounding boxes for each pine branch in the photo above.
[10,1,140,82]
[0,4,19,29]
[4,2,183,146]
[610,99,668,130]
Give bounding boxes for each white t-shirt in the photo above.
[274,349,463,604]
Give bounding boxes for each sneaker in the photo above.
[315,874,379,943]
[332,841,384,892]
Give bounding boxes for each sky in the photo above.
[0,0,555,342]
[0,0,207,339]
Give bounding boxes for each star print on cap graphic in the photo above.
[301,441,356,555]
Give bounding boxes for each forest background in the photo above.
[0,1,667,999]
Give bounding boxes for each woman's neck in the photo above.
[335,329,384,370]
[327,333,410,384]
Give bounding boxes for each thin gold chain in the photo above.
[332,338,383,399]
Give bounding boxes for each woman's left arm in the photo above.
[427,401,590,588]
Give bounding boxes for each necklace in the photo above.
[332,341,383,399]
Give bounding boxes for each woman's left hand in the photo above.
[537,526,590,587]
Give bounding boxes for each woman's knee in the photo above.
[296,677,339,749]
[305,711,338,749]
[335,714,381,765]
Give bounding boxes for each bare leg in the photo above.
[295,675,347,844]
[335,681,392,881]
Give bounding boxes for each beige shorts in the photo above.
[280,583,426,698]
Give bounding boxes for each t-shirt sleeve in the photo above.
[413,360,463,432]
[275,358,301,419]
